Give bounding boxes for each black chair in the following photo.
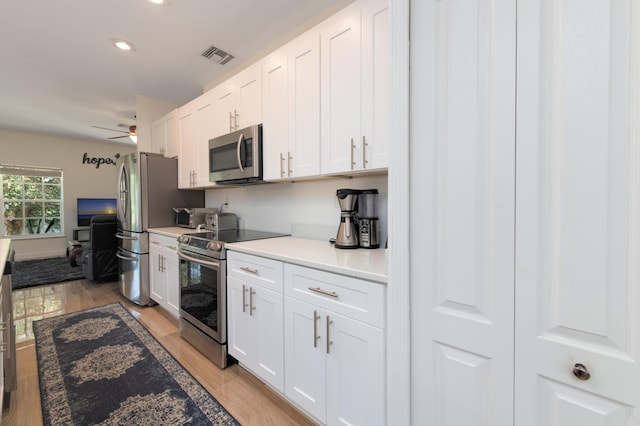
[81,214,118,282]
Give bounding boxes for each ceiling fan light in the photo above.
[129,134,137,143]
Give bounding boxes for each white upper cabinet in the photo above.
[262,48,290,181]
[263,29,321,181]
[178,92,216,189]
[212,62,262,138]
[151,109,179,158]
[320,0,389,175]
[288,30,321,179]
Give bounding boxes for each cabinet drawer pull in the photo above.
[313,310,320,348]
[240,266,258,274]
[288,151,293,177]
[309,287,338,298]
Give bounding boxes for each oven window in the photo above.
[180,258,220,332]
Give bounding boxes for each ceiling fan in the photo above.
[92,125,137,142]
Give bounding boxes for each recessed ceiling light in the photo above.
[112,39,136,52]
[149,0,169,5]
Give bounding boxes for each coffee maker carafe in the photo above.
[335,189,360,249]
[358,189,379,249]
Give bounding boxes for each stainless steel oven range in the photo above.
[177,229,287,369]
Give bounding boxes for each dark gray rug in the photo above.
[34,303,240,425]
[11,256,84,290]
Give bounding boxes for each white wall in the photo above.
[205,174,388,245]
[0,128,136,260]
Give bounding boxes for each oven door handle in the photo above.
[178,251,221,268]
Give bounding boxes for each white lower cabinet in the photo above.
[227,251,285,392]
[149,233,180,318]
[284,264,385,426]
[226,251,386,425]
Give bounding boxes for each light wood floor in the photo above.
[3,279,316,426]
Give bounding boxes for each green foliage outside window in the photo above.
[2,171,63,237]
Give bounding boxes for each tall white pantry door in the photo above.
[409,0,516,424]
[410,0,640,424]
[515,0,640,424]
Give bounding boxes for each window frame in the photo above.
[1,165,64,239]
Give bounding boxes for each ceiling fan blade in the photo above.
[92,125,129,134]
[108,135,130,140]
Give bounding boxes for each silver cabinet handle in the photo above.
[167,245,177,251]
[362,135,368,169]
[236,133,245,173]
[308,287,338,298]
[313,310,320,348]
[326,315,333,354]
[288,151,293,177]
[242,284,248,313]
[250,287,256,316]
[229,111,234,133]
[157,254,162,272]
[240,266,258,274]
[350,138,356,170]
[234,109,239,130]
[280,153,285,177]
[151,241,160,245]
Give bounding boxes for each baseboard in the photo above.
[14,250,67,262]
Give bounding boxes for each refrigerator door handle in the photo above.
[116,233,138,241]
[116,251,139,262]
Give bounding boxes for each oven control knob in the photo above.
[207,241,223,251]
[177,235,190,244]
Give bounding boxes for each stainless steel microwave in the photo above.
[209,124,263,184]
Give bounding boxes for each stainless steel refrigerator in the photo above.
[116,152,203,306]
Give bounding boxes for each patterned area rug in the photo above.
[33,303,240,425]
[12,256,83,290]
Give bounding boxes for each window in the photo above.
[1,165,63,237]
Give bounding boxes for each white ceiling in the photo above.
[0,0,348,145]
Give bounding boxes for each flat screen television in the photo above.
[77,198,117,227]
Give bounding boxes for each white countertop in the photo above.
[0,239,10,273]
[148,228,388,284]
[226,237,388,284]
[148,227,193,238]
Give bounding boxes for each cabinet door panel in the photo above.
[320,3,362,174]
[361,0,389,170]
[178,108,196,188]
[284,296,326,423]
[326,312,384,426]
[409,0,516,424]
[289,30,321,178]
[164,249,180,318]
[254,286,284,393]
[263,51,289,181]
[227,277,253,364]
[515,0,640,423]
[235,65,262,129]
[149,248,164,304]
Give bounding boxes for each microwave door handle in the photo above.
[236,133,245,173]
